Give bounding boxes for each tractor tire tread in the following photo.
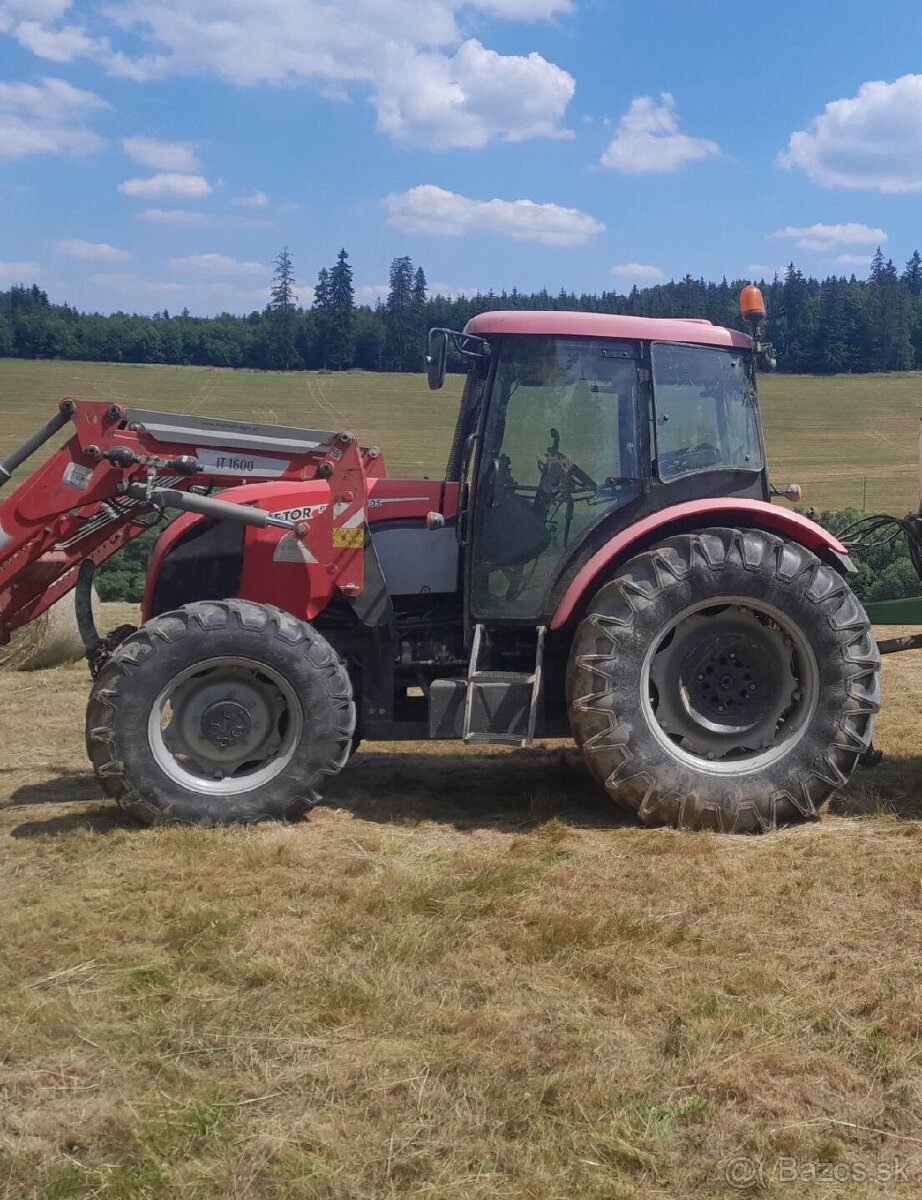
[86,599,355,826]
[567,527,880,832]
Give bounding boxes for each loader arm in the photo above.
[0,400,386,644]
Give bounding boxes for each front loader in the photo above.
[0,289,882,831]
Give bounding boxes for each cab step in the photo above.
[427,624,546,746]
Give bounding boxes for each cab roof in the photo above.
[464,309,752,350]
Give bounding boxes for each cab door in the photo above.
[467,335,645,623]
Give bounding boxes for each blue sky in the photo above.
[3,0,922,315]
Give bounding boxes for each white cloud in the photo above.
[88,271,186,294]
[384,184,604,247]
[169,253,265,276]
[601,93,720,174]
[56,238,130,261]
[138,207,207,225]
[0,75,107,160]
[357,281,474,301]
[85,272,313,314]
[136,207,272,230]
[610,262,664,281]
[469,0,572,16]
[232,189,270,208]
[122,135,199,171]
[428,281,478,297]
[0,1,72,31]
[13,20,101,61]
[0,260,41,286]
[356,284,391,303]
[779,75,922,193]
[119,173,212,199]
[746,263,787,278]
[6,0,575,149]
[835,254,873,268]
[374,38,574,148]
[771,222,887,252]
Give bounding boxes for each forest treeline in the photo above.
[3,247,922,375]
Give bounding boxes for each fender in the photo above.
[143,479,334,621]
[550,498,850,631]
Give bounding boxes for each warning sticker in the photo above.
[332,528,364,549]
[63,462,93,491]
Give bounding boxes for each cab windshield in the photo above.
[652,343,762,481]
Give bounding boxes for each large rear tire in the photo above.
[567,528,880,832]
[86,600,355,826]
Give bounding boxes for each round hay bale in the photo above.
[0,588,98,672]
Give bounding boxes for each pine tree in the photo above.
[814,278,848,374]
[311,267,331,368]
[385,256,416,371]
[270,246,296,313]
[268,246,298,369]
[327,248,355,371]
[902,250,922,296]
[778,265,815,370]
[411,265,428,363]
[412,266,427,311]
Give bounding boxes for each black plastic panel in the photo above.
[149,519,245,616]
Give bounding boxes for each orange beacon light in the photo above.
[740,285,767,326]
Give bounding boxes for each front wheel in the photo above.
[567,528,880,832]
[86,600,355,826]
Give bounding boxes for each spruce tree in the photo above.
[328,248,355,371]
[412,265,428,363]
[268,246,297,369]
[311,267,331,368]
[902,250,922,296]
[385,256,416,371]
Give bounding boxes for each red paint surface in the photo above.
[465,309,753,351]
[549,498,848,630]
[143,477,461,620]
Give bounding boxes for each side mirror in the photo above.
[426,329,448,390]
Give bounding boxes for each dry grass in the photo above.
[1,358,921,513]
[3,362,922,1195]
[2,632,922,1198]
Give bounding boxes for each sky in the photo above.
[3,0,922,316]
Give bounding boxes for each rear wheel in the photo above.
[86,599,355,826]
[567,528,880,832]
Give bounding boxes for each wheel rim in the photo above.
[641,598,819,774]
[147,656,303,796]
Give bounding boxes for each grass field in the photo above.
[3,359,922,1197]
[0,357,921,513]
[2,644,922,1198]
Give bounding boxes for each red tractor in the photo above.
[0,290,880,831]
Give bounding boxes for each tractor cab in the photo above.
[429,310,768,627]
